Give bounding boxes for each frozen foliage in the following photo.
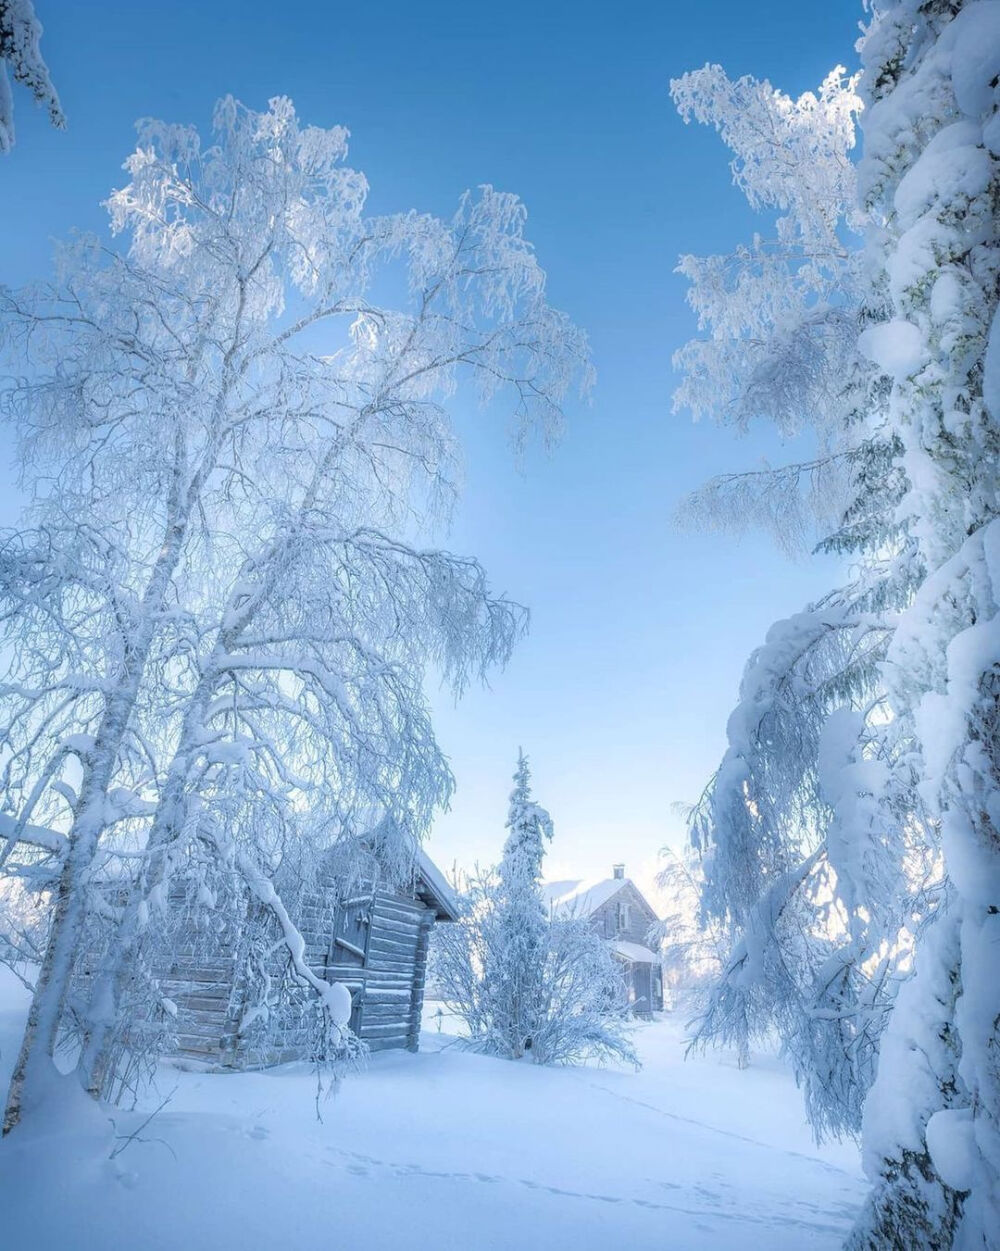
[0,98,591,1131]
[432,754,636,1066]
[486,751,554,1060]
[0,0,62,153]
[847,904,966,1249]
[670,56,937,1148]
[671,64,874,555]
[686,600,927,1135]
[651,846,726,1011]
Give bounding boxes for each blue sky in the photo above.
[1,0,862,888]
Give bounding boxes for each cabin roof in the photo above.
[415,849,460,921]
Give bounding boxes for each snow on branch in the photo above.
[0,0,63,153]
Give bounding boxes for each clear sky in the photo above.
[0,0,863,891]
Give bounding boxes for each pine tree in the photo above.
[431,754,636,1066]
[485,751,553,1059]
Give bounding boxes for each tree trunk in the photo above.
[3,516,190,1133]
[3,702,141,1132]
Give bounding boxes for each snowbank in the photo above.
[0,970,863,1250]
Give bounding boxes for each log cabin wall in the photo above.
[160,875,440,1066]
[354,890,435,1053]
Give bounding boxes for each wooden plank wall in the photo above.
[159,952,240,1064]
[160,881,438,1066]
[358,890,433,1053]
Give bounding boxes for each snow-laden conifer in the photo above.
[485,751,554,1058]
[847,3,1000,1244]
[433,754,635,1066]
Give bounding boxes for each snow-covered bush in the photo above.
[432,755,636,1067]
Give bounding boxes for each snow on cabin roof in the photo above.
[611,939,660,965]
[541,877,626,919]
[415,848,460,921]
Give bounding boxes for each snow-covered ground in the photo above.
[0,972,864,1249]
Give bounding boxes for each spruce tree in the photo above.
[848,1,1000,1243]
[485,751,553,1059]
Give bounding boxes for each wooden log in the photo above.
[367,935,419,955]
[407,913,435,1051]
[361,1022,411,1039]
[365,1036,410,1052]
[363,956,417,973]
[372,903,425,925]
[361,1006,410,1023]
[369,915,422,938]
[172,996,232,1014]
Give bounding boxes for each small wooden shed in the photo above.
[161,849,459,1066]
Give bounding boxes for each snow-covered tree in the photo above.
[0,0,62,153]
[0,98,591,1132]
[847,3,1000,1244]
[676,8,1000,1239]
[685,596,929,1134]
[485,751,554,1059]
[671,63,870,556]
[669,60,927,1138]
[651,845,725,1013]
[432,754,635,1066]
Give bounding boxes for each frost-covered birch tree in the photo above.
[0,97,591,1131]
[0,0,62,153]
[847,4,1000,1245]
[671,63,870,555]
[652,846,725,1014]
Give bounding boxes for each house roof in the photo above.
[541,875,660,927]
[415,848,460,921]
[611,939,660,965]
[541,877,626,919]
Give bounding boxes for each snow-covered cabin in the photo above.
[161,849,459,1065]
[542,865,663,1015]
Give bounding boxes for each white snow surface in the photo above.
[0,970,864,1249]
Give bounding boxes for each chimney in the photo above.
[612,864,625,880]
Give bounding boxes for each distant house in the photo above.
[542,865,663,1015]
[160,849,459,1066]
